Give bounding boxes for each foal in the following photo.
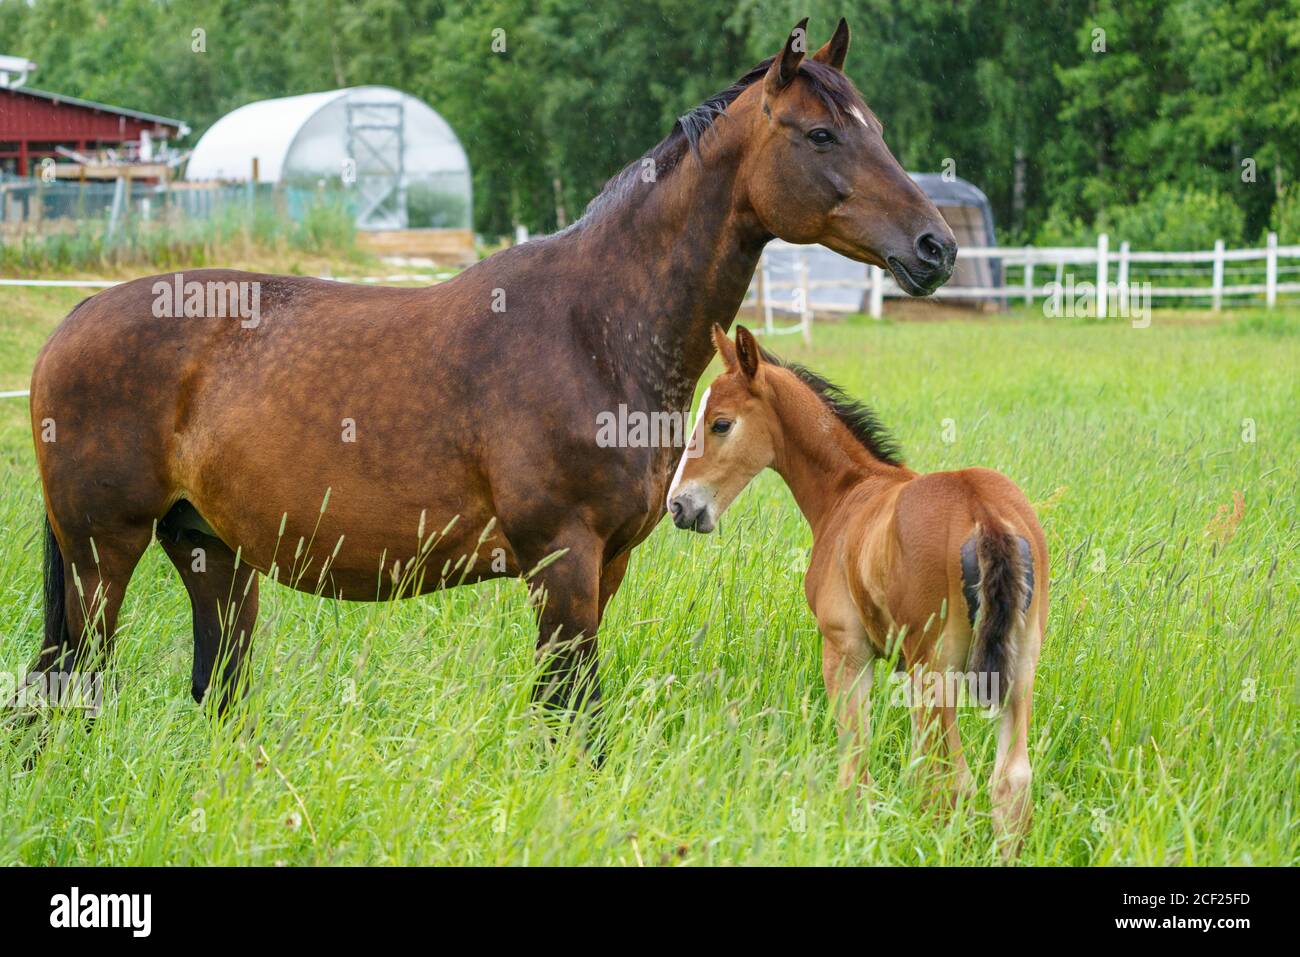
[668,325,1048,850]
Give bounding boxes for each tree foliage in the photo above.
[3,0,1296,246]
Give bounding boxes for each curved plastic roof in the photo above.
[184,85,468,183]
[910,173,996,247]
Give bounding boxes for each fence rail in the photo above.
[749,233,1299,324]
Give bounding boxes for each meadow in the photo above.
[0,281,1296,865]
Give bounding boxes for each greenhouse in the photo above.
[185,86,472,232]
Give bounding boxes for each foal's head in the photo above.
[668,324,905,533]
[667,325,785,533]
[739,18,956,295]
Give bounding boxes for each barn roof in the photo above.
[2,85,189,135]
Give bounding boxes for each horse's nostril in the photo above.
[916,231,947,267]
[670,500,684,524]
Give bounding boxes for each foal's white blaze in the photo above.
[667,387,710,507]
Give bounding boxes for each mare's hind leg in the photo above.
[159,532,259,714]
[33,521,152,702]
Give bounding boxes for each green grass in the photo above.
[0,288,1296,865]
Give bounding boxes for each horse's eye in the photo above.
[711,419,732,435]
[808,128,836,146]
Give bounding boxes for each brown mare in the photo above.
[668,326,1047,852]
[24,20,955,726]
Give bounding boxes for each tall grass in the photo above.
[0,297,1295,865]
[0,193,360,275]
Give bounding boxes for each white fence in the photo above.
[749,233,1300,325]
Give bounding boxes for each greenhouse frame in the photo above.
[185,86,472,232]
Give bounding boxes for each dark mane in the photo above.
[760,347,904,466]
[583,57,871,219]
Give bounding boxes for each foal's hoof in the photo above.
[995,832,1027,864]
[837,770,876,808]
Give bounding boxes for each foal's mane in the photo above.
[582,57,871,219]
[760,347,905,467]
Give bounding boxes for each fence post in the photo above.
[1117,240,1130,316]
[1023,245,1034,307]
[1096,232,1109,319]
[868,264,883,319]
[1212,239,1225,312]
[106,175,127,240]
[799,251,812,344]
[1266,231,1278,309]
[754,251,766,324]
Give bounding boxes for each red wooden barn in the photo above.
[0,68,188,177]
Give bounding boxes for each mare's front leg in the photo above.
[524,533,604,718]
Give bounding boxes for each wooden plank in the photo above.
[357,229,476,265]
[52,162,170,180]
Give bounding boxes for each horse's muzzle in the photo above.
[888,230,957,296]
[669,493,714,533]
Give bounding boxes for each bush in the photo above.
[1033,185,1248,251]
[1269,186,1300,245]
[1032,204,1095,246]
[1103,184,1245,251]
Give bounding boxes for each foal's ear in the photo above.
[765,18,809,97]
[712,323,739,371]
[812,17,850,71]
[734,325,761,379]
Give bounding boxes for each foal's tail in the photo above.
[33,514,70,675]
[967,521,1033,707]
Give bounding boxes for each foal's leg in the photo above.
[917,618,977,805]
[935,621,977,800]
[819,619,876,791]
[909,701,974,809]
[159,533,260,714]
[991,627,1039,859]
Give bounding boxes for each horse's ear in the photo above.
[734,325,761,379]
[765,18,809,97]
[812,17,850,70]
[712,323,739,371]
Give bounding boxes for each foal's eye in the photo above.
[808,128,836,147]
[711,419,733,435]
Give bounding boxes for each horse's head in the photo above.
[740,18,956,296]
[668,325,781,533]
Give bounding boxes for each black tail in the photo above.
[968,523,1032,707]
[34,515,69,675]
